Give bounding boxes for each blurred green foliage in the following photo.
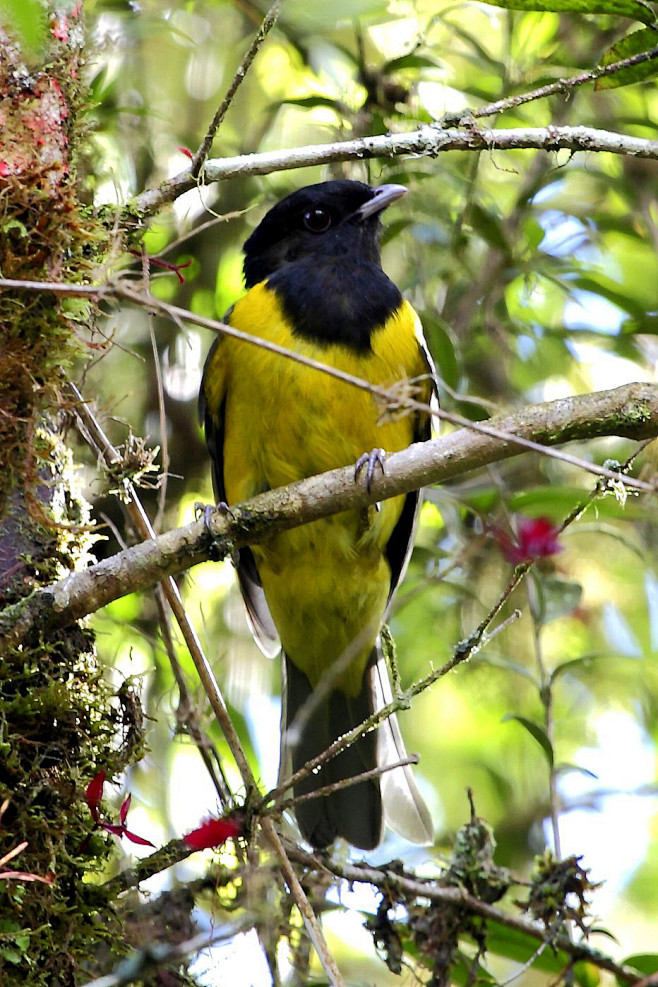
[78,0,658,981]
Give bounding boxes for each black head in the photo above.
[242,180,407,289]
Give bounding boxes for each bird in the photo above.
[199,179,436,850]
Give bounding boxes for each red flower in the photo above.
[85,770,106,823]
[84,771,154,847]
[495,516,563,564]
[183,815,243,850]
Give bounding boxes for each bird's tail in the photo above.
[279,646,433,850]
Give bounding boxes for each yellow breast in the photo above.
[216,282,426,692]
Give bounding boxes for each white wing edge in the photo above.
[373,650,434,846]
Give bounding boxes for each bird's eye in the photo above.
[302,208,332,233]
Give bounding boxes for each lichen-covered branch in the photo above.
[133,124,658,217]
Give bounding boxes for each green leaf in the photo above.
[283,0,392,30]
[485,920,568,972]
[555,761,599,780]
[449,950,498,985]
[383,53,442,72]
[2,218,28,237]
[0,949,23,965]
[0,920,29,964]
[278,96,343,111]
[596,28,658,89]
[502,715,554,767]
[0,0,46,55]
[484,922,597,985]
[570,522,644,559]
[617,954,658,986]
[550,653,607,683]
[477,0,656,23]
[621,312,658,333]
[566,274,646,319]
[436,18,505,70]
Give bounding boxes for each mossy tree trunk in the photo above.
[0,9,141,985]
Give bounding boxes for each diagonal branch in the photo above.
[452,42,658,123]
[190,0,283,176]
[0,277,652,492]
[2,382,656,649]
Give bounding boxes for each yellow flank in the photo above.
[208,281,428,697]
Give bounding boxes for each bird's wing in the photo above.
[199,334,280,658]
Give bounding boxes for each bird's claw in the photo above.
[354,448,386,494]
[194,501,234,562]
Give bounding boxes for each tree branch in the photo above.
[133,124,658,217]
[2,383,656,648]
[283,845,646,985]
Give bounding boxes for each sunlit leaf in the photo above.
[436,18,506,69]
[283,0,392,30]
[0,0,46,55]
[567,274,648,318]
[595,28,658,89]
[477,0,655,24]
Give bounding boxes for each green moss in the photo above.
[0,15,148,984]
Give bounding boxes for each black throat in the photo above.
[266,256,402,352]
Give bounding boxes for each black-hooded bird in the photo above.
[200,180,436,850]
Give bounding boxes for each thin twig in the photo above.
[190,0,283,176]
[266,600,524,807]
[460,42,658,123]
[155,209,247,258]
[261,818,347,987]
[97,831,645,984]
[67,380,246,798]
[261,755,419,815]
[77,918,257,987]
[152,584,231,802]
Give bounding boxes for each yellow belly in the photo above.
[217,283,424,694]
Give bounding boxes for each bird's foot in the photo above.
[354,448,386,494]
[194,501,234,562]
